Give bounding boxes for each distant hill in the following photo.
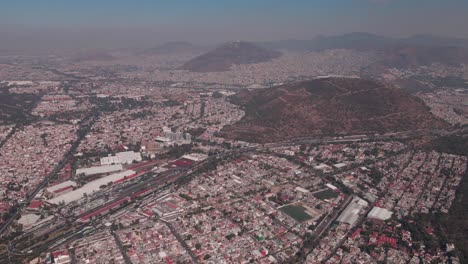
[377,45,468,67]
[259,32,468,52]
[312,32,395,51]
[258,32,394,51]
[181,41,282,72]
[139,41,206,55]
[221,77,448,143]
[401,34,468,48]
[259,33,468,67]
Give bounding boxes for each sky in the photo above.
[1,0,468,50]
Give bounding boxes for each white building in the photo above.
[367,207,393,221]
[100,151,142,165]
[337,197,368,226]
[182,153,207,162]
[48,170,136,205]
[76,164,123,176]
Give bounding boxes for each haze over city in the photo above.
[1,0,468,50]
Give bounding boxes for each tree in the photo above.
[300,145,307,152]
[212,92,223,98]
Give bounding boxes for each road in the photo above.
[164,221,200,264]
[111,231,132,264]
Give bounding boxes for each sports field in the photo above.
[280,204,313,222]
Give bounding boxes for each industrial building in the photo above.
[100,151,142,165]
[367,206,393,221]
[337,197,368,226]
[47,170,136,205]
[76,164,123,176]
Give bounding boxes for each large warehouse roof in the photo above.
[337,197,368,226]
[48,170,135,205]
[76,164,123,176]
[367,207,393,221]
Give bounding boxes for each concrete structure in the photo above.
[100,151,142,165]
[337,197,368,226]
[315,164,332,171]
[295,187,310,193]
[182,153,207,162]
[18,214,41,228]
[367,207,393,221]
[48,170,136,205]
[46,180,77,193]
[333,163,347,169]
[76,164,123,176]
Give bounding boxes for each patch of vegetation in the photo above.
[0,90,40,125]
[436,165,468,263]
[313,189,339,200]
[429,134,468,156]
[280,204,312,222]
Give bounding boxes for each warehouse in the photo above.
[337,197,368,226]
[47,170,136,205]
[100,151,142,165]
[76,164,123,176]
[367,206,393,221]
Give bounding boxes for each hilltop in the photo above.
[181,41,281,72]
[222,77,448,143]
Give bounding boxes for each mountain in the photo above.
[402,34,468,48]
[221,77,448,143]
[259,32,468,52]
[312,32,395,51]
[376,45,468,67]
[139,41,206,55]
[181,41,282,72]
[258,32,394,52]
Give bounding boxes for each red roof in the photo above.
[28,200,43,209]
[114,173,137,184]
[53,185,74,193]
[169,159,193,168]
[164,202,178,209]
[377,236,397,248]
[350,228,362,239]
[0,202,10,211]
[80,197,129,221]
[127,160,158,170]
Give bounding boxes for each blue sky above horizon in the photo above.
[1,0,468,49]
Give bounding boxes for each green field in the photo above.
[313,189,339,200]
[280,205,312,222]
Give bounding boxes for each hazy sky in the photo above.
[2,0,468,50]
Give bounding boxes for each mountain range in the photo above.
[257,32,468,52]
